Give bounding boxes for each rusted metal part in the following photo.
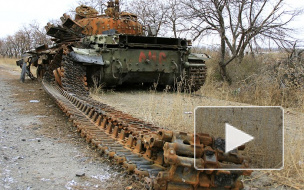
[47,1,143,43]
[61,14,83,34]
[75,5,99,19]
[78,17,143,36]
[53,68,62,87]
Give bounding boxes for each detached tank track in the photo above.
[41,55,251,190]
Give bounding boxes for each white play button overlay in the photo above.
[225,123,254,153]
[195,106,283,170]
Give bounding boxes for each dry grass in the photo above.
[200,53,304,189]
[200,53,304,112]
[91,83,246,134]
[0,57,39,77]
[92,90,199,133]
[0,57,19,68]
[271,125,304,189]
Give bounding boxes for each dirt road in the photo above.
[0,64,143,189]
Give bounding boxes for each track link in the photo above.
[189,65,207,88]
[185,63,207,92]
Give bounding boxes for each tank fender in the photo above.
[69,51,105,65]
[184,53,210,68]
[184,62,206,68]
[189,53,210,61]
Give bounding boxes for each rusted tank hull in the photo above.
[78,17,143,35]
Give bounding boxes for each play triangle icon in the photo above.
[225,123,254,153]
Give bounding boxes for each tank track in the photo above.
[188,64,207,91]
[41,55,251,190]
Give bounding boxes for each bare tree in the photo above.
[163,0,188,38]
[184,0,303,82]
[0,21,51,58]
[28,21,52,47]
[0,39,4,57]
[5,36,18,58]
[126,0,167,36]
[14,30,31,56]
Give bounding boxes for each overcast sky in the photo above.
[0,0,304,42]
[0,0,77,37]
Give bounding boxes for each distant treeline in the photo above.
[0,22,51,58]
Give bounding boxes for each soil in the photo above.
[0,64,144,190]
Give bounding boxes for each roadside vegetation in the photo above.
[201,51,304,189]
[0,57,19,70]
[201,51,304,112]
[0,57,17,65]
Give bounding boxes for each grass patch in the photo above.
[201,52,304,111]
[271,125,304,189]
[0,57,19,68]
[0,57,39,78]
[0,57,18,64]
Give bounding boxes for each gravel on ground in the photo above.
[0,64,144,190]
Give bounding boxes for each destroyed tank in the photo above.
[29,0,208,91]
[16,1,252,189]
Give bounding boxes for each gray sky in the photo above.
[0,0,304,42]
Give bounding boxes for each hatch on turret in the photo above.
[74,0,143,36]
